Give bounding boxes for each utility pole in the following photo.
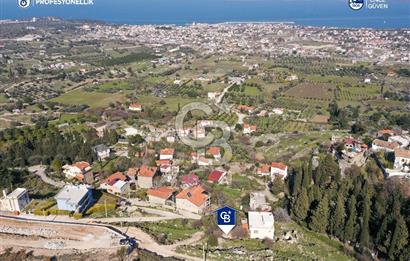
[104,199,108,218]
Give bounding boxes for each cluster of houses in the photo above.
[332,129,410,178]
[256,162,288,180]
[373,129,410,177]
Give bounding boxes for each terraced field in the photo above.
[284,83,335,101]
[248,116,321,133]
[335,86,380,101]
[209,112,238,126]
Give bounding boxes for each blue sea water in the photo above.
[1,0,409,28]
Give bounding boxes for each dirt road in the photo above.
[28,165,65,188]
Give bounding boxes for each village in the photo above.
[0,17,409,261]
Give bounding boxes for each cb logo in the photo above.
[349,0,364,10]
[17,0,31,8]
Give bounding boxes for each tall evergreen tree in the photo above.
[309,194,330,233]
[330,192,346,237]
[359,195,371,249]
[388,215,408,260]
[292,188,309,222]
[302,163,311,189]
[343,195,357,242]
[291,167,302,196]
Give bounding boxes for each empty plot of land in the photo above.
[284,83,335,100]
[0,217,122,250]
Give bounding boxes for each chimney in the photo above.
[2,190,8,198]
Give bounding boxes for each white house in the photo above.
[271,162,288,180]
[248,212,275,240]
[243,124,257,135]
[93,144,110,160]
[388,136,410,148]
[160,148,175,160]
[124,127,141,137]
[207,147,222,160]
[272,108,284,115]
[257,164,270,176]
[100,172,130,195]
[62,162,92,180]
[394,149,410,172]
[55,185,93,213]
[372,139,400,152]
[0,188,30,212]
[128,103,142,112]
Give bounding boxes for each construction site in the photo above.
[0,216,130,260]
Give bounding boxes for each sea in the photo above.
[1,0,409,29]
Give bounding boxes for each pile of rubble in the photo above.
[44,241,65,249]
[0,225,57,237]
[279,230,299,244]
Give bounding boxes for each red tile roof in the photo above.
[207,147,221,156]
[156,159,172,166]
[138,166,158,177]
[271,162,288,171]
[238,105,255,111]
[208,170,225,183]
[181,173,200,186]
[176,186,209,207]
[73,161,90,171]
[147,187,175,199]
[129,103,142,109]
[160,148,175,155]
[373,139,400,150]
[105,172,127,186]
[395,148,410,158]
[243,124,257,131]
[257,164,270,173]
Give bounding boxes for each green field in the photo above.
[137,219,201,244]
[51,89,129,108]
[137,95,205,111]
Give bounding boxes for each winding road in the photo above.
[28,165,65,188]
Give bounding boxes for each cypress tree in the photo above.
[291,167,302,196]
[388,215,409,260]
[343,195,357,243]
[330,192,346,237]
[292,188,309,222]
[359,195,371,248]
[309,194,330,233]
[302,163,311,189]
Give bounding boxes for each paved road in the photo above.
[28,165,65,188]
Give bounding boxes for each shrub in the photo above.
[85,203,116,215]
[72,213,83,219]
[33,209,49,216]
[48,209,72,215]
